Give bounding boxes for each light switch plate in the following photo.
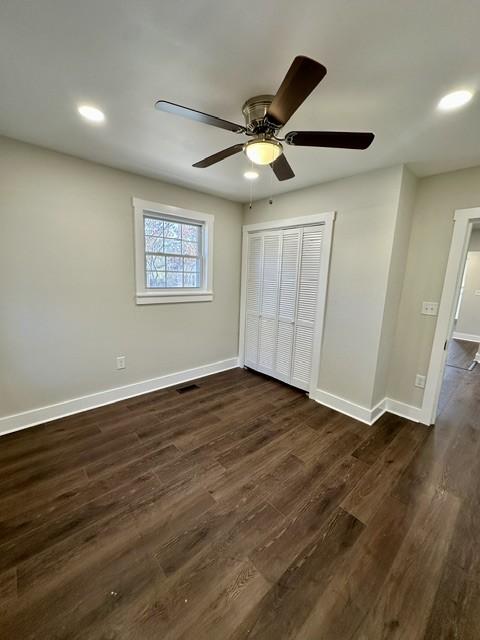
[475,290,480,296]
[421,301,439,316]
[415,374,426,388]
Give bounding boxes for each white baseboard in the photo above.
[310,389,386,425]
[0,357,239,437]
[385,398,424,423]
[310,388,424,426]
[452,331,480,343]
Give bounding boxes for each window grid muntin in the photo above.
[143,214,203,290]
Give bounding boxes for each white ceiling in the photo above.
[1,0,480,202]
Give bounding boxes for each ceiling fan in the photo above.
[155,56,374,181]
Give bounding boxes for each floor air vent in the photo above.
[176,383,200,394]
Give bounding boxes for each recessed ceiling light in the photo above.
[78,104,105,123]
[437,90,473,111]
[244,170,259,180]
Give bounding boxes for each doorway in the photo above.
[422,208,480,423]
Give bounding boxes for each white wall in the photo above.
[388,165,480,408]
[243,165,405,409]
[0,136,243,422]
[455,249,480,338]
[373,166,417,406]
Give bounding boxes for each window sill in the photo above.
[136,291,214,305]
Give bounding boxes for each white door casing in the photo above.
[422,207,480,424]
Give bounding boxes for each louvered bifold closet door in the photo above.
[257,231,282,375]
[274,228,301,383]
[292,225,323,390]
[244,233,263,368]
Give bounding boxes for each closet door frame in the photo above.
[238,211,336,396]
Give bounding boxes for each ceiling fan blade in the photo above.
[285,130,375,149]
[155,100,245,134]
[270,153,295,181]
[266,56,327,127]
[193,144,244,168]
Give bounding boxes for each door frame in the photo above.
[421,207,480,424]
[238,211,336,397]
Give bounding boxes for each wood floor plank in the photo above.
[296,494,413,640]
[422,561,480,640]
[356,486,460,640]
[0,468,87,521]
[0,445,178,546]
[155,483,264,576]
[342,421,428,523]
[123,500,284,640]
[0,568,17,613]
[250,456,368,582]
[176,559,270,640]
[445,491,480,582]
[0,432,140,500]
[0,471,161,573]
[352,413,404,465]
[4,511,165,639]
[206,424,319,502]
[231,508,364,640]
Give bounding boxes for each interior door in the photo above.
[274,228,301,383]
[244,233,263,368]
[243,224,324,392]
[257,231,282,375]
[291,226,324,390]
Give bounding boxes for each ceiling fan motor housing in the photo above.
[242,95,277,133]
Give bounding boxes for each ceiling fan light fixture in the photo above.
[244,139,282,166]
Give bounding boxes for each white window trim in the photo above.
[133,197,214,304]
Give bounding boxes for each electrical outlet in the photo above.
[421,301,439,316]
[415,374,426,388]
[116,356,126,370]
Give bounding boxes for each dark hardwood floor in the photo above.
[446,337,479,369]
[0,365,479,638]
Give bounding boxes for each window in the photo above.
[133,198,213,304]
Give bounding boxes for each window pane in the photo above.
[146,271,166,288]
[166,272,183,288]
[164,238,182,254]
[144,217,163,237]
[166,256,183,272]
[182,241,199,257]
[164,221,181,239]
[146,255,165,270]
[184,257,199,272]
[182,224,200,242]
[145,236,164,252]
[183,272,199,287]
[141,212,206,294]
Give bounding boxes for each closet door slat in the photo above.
[244,234,263,367]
